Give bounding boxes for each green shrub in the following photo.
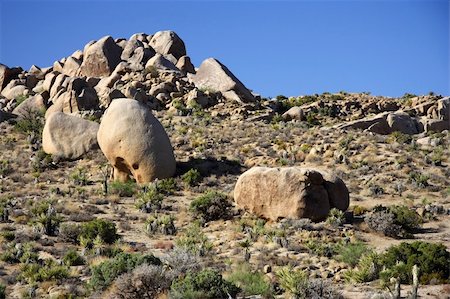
[336,241,371,267]
[89,252,161,291]
[19,259,69,283]
[227,264,272,297]
[409,171,429,188]
[59,223,82,244]
[136,185,164,213]
[275,266,308,298]
[63,249,85,266]
[14,109,45,137]
[0,160,11,177]
[366,205,421,238]
[0,283,5,299]
[343,252,382,283]
[155,177,177,195]
[381,241,450,284]
[388,131,413,144]
[189,191,232,222]
[182,168,202,187]
[79,219,119,247]
[70,167,89,186]
[0,242,39,264]
[145,214,176,235]
[326,208,345,227]
[110,180,137,197]
[170,269,240,299]
[176,222,212,256]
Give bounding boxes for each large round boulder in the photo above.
[42,112,99,159]
[97,98,176,183]
[234,166,349,222]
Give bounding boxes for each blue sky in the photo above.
[0,0,448,98]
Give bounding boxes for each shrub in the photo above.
[275,266,308,298]
[388,131,413,144]
[89,252,161,291]
[145,214,176,235]
[29,203,62,236]
[343,252,382,283]
[136,186,164,213]
[305,279,343,299]
[409,171,429,188]
[14,109,45,137]
[0,197,12,222]
[366,205,421,238]
[70,167,89,186]
[182,168,202,187]
[165,248,201,276]
[175,223,212,256]
[380,241,450,284]
[0,160,11,177]
[0,284,5,299]
[19,259,69,283]
[63,249,85,266]
[111,264,175,299]
[170,269,240,299]
[0,242,39,264]
[110,180,137,197]
[189,191,232,222]
[325,208,345,227]
[79,218,119,247]
[227,263,272,297]
[59,223,82,244]
[336,241,371,267]
[155,177,178,195]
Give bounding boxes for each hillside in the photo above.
[0,31,449,299]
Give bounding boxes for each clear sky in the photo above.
[0,0,448,98]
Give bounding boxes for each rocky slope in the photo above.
[0,31,449,299]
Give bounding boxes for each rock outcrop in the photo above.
[192,58,255,103]
[80,36,123,77]
[42,112,99,159]
[97,98,176,183]
[234,166,349,222]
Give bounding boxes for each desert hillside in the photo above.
[0,31,449,299]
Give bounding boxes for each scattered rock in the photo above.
[282,106,305,121]
[149,30,186,60]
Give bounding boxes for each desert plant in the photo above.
[409,171,429,188]
[275,266,308,298]
[336,241,371,267]
[0,160,11,177]
[343,252,382,283]
[175,222,213,256]
[111,264,175,299]
[228,263,273,298]
[0,197,12,222]
[155,177,178,195]
[19,259,69,283]
[70,167,89,186]
[89,252,161,291]
[63,249,85,266]
[182,168,202,187]
[380,241,450,284]
[0,284,5,299]
[30,204,62,236]
[366,205,421,238]
[79,218,119,248]
[326,208,345,227]
[189,190,232,222]
[145,214,176,235]
[136,185,164,213]
[14,108,45,137]
[59,223,82,244]
[110,180,137,197]
[170,268,240,299]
